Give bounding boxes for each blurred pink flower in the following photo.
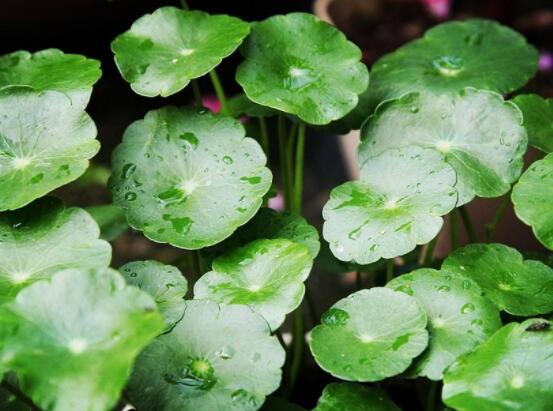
[539,51,553,72]
[202,95,221,113]
[268,191,284,211]
[421,0,450,19]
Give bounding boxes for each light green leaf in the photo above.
[120,260,187,332]
[205,207,320,260]
[0,197,111,304]
[112,7,250,97]
[194,238,312,330]
[443,319,553,411]
[323,146,456,264]
[512,94,553,153]
[309,287,428,382]
[109,106,271,249]
[0,268,163,411]
[227,94,278,118]
[0,87,99,211]
[127,300,285,411]
[367,19,538,112]
[512,153,553,250]
[0,49,101,106]
[387,268,502,380]
[442,243,553,316]
[236,12,369,125]
[314,382,400,411]
[359,88,526,205]
[86,204,128,241]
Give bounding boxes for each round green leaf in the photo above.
[227,94,278,118]
[359,88,526,205]
[0,268,163,411]
[442,243,553,316]
[236,12,369,125]
[110,106,271,249]
[127,300,285,411]
[323,146,456,264]
[367,19,538,113]
[205,207,320,260]
[120,260,187,332]
[443,319,553,411]
[112,7,250,97]
[194,238,313,330]
[512,153,553,250]
[0,197,111,304]
[0,87,99,211]
[309,287,428,382]
[86,204,129,241]
[0,49,101,106]
[314,382,400,411]
[387,268,502,380]
[513,94,553,153]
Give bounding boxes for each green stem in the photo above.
[208,70,228,115]
[278,115,291,210]
[386,260,394,283]
[258,117,270,162]
[275,329,287,352]
[450,211,460,251]
[458,205,477,243]
[423,237,438,266]
[485,194,510,242]
[286,306,304,397]
[190,80,203,107]
[292,123,306,214]
[286,122,298,208]
[179,0,189,10]
[425,381,438,411]
[304,285,318,326]
[1,381,41,411]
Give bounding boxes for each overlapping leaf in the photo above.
[309,287,428,381]
[194,238,313,330]
[388,268,502,380]
[0,49,101,106]
[0,197,111,304]
[127,300,285,411]
[443,319,553,411]
[366,19,538,112]
[313,383,400,411]
[359,88,526,205]
[0,268,163,411]
[512,153,553,250]
[323,146,456,264]
[110,106,271,249]
[121,260,187,332]
[0,87,99,210]
[112,7,250,97]
[443,243,553,315]
[236,12,369,125]
[513,94,553,153]
[86,204,128,241]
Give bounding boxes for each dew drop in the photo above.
[240,176,261,184]
[216,345,235,360]
[29,173,43,184]
[461,302,476,314]
[124,192,137,201]
[121,163,137,179]
[222,155,233,164]
[179,132,199,149]
[437,285,450,293]
[321,308,349,327]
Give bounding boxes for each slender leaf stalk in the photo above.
[179,0,189,10]
[423,237,438,266]
[485,194,511,242]
[277,115,291,209]
[450,211,460,250]
[208,69,228,115]
[292,123,306,214]
[458,205,477,243]
[1,381,41,411]
[286,306,304,397]
[258,117,270,162]
[386,259,394,283]
[355,271,363,289]
[190,80,203,107]
[425,381,438,411]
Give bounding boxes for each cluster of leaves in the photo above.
[0,3,552,411]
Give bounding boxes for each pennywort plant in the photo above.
[0,2,552,410]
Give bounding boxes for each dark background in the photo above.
[2,1,553,409]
